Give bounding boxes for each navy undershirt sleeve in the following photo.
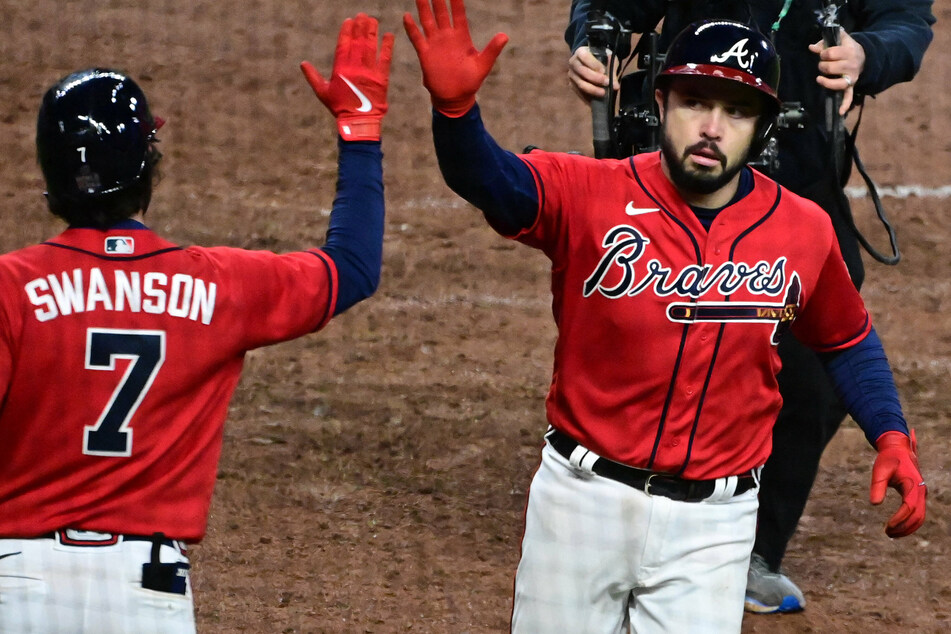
[433,104,540,236]
[820,326,908,446]
[321,138,384,315]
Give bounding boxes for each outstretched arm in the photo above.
[403,0,507,117]
[301,13,394,314]
[433,106,538,237]
[406,0,538,236]
[322,140,385,314]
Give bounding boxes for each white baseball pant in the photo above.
[511,440,760,633]
[0,531,195,634]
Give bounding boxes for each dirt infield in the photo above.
[1,1,949,632]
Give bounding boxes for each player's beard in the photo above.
[660,129,747,196]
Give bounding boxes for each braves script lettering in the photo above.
[582,225,787,299]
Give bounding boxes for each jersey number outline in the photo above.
[83,328,166,457]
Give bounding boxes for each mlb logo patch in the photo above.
[105,236,135,254]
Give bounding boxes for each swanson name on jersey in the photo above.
[24,267,217,324]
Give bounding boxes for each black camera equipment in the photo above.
[748,101,808,172]
[612,32,663,159]
[584,8,633,158]
[821,1,847,178]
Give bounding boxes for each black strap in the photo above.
[150,532,166,564]
[841,106,901,265]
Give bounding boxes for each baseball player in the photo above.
[0,13,392,633]
[403,2,926,631]
[565,0,935,613]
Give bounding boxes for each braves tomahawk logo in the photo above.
[583,224,800,343]
[667,273,801,344]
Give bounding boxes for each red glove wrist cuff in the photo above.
[875,430,911,452]
[337,118,382,142]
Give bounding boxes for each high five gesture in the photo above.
[404,0,508,116]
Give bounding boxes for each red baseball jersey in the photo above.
[0,225,338,541]
[516,150,870,479]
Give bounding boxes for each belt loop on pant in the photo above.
[567,441,600,475]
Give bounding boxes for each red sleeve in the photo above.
[515,151,622,255]
[790,239,871,352]
[199,246,339,350]
[513,151,571,251]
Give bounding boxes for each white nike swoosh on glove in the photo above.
[340,75,372,113]
[625,202,659,216]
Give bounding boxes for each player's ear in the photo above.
[654,88,667,123]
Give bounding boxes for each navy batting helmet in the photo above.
[658,20,781,157]
[36,68,163,226]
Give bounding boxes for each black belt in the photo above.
[545,428,757,502]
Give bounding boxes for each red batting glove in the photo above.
[870,430,927,538]
[301,13,394,141]
[403,0,508,117]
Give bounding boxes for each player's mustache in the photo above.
[682,141,726,167]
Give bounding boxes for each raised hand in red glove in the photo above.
[403,0,508,117]
[301,13,394,141]
[870,430,927,538]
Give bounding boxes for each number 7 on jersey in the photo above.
[83,328,166,457]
